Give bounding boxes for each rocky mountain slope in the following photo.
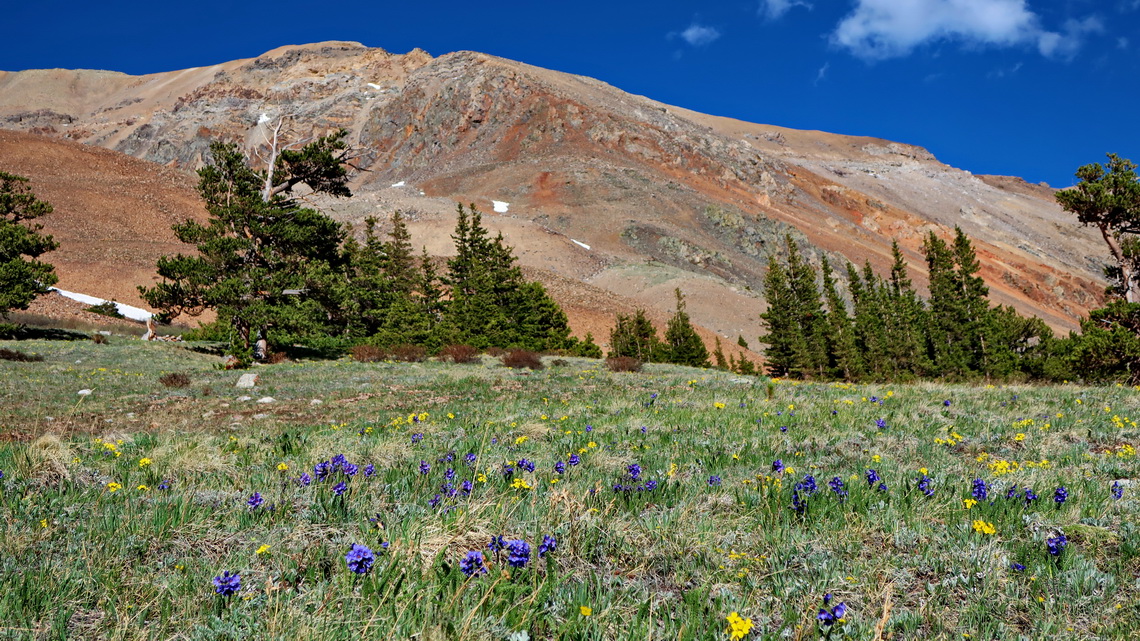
[0,41,1108,348]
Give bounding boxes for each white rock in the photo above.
[236,396,253,402]
[492,200,510,213]
[77,389,92,396]
[256,397,275,404]
[309,399,324,406]
[390,180,406,188]
[236,373,259,389]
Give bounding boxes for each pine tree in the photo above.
[712,337,728,370]
[0,172,58,319]
[737,335,749,349]
[923,231,970,377]
[662,288,709,367]
[820,256,860,380]
[849,261,889,379]
[951,227,993,375]
[609,309,661,362]
[881,241,929,378]
[785,237,828,378]
[759,254,801,376]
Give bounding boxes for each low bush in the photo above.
[486,346,506,357]
[439,344,480,364]
[86,301,124,319]
[351,344,388,363]
[158,372,191,388]
[389,344,427,363]
[91,333,109,344]
[502,349,543,370]
[0,348,44,362]
[606,356,642,373]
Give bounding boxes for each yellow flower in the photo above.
[963,498,978,509]
[40,519,48,528]
[276,462,289,472]
[447,413,455,419]
[256,544,271,555]
[510,478,532,490]
[1014,433,1026,442]
[714,402,726,409]
[515,436,529,445]
[587,441,597,448]
[476,473,487,483]
[972,519,996,535]
[106,482,122,493]
[138,458,152,468]
[919,467,928,475]
[726,612,754,640]
[579,606,593,616]
[871,454,881,463]
[136,484,148,491]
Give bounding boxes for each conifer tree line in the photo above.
[759,232,1066,382]
[140,136,599,363]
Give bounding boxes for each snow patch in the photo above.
[367,83,383,90]
[257,113,271,125]
[50,288,152,322]
[571,239,591,250]
[390,180,406,188]
[492,200,510,213]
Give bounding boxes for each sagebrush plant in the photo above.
[605,356,642,373]
[501,349,543,370]
[158,372,191,388]
[0,339,1138,640]
[350,344,387,363]
[439,344,480,364]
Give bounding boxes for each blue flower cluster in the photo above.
[345,543,376,574]
[213,571,240,596]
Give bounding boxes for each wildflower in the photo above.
[1054,486,1068,506]
[501,463,514,478]
[865,469,881,487]
[943,400,952,407]
[106,482,122,493]
[539,535,557,557]
[554,461,566,474]
[333,481,348,496]
[515,435,528,445]
[971,478,989,500]
[829,477,848,502]
[517,458,536,473]
[587,441,597,449]
[568,454,581,466]
[464,453,477,467]
[708,475,722,487]
[411,433,423,444]
[314,461,332,481]
[779,426,788,433]
[1046,534,1067,557]
[962,498,978,509]
[726,611,754,639]
[627,463,642,480]
[157,479,170,490]
[364,464,375,477]
[428,494,442,508]
[345,544,376,574]
[772,459,785,473]
[1010,562,1026,572]
[1024,488,1039,506]
[504,539,530,568]
[972,520,996,535]
[796,474,818,495]
[816,593,847,626]
[644,479,659,490]
[276,462,288,472]
[875,418,887,430]
[580,605,593,616]
[510,478,532,490]
[1112,481,1124,500]
[791,490,807,514]
[460,550,487,577]
[256,544,270,555]
[917,475,935,497]
[298,473,312,486]
[213,571,240,596]
[136,484,148,491]
[488,535,505,553]
[0,470,3,479]
[444,468,456,481]
[139,458,152,468]
[418,460,432,475]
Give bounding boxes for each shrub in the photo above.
[0,348,44,362]
[351,344,388,363]
[502,349,544,370]
[91,333,109,344]
[86,301,124,319]
[389,344,427,363]
[606,356,643,373]
[439,344,480,364]
[266,351,288,365]
[159,372,191,388]
[550,358,569,367]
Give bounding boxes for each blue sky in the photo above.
[2,0,1138,187]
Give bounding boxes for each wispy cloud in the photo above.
[679,23,722,47]
[759,0,812,21]
[830,0,1101,61]
[814,62,830,85]
[986,61,1023,79]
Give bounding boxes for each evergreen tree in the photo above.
[923,231,971,377]
[881,241,929,378]
[820,256,860,380]
[737,335,749,349]
[848,261,889,379]
[951,227,994,375]
[785,237,828,378]
[712,337,728,370]
[662,288,709,367]
[0,172,58,319]
[572,332,604,359]
[608,309,661,362]
[759,254,801,376]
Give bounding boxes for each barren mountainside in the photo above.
[0,41,1109,349]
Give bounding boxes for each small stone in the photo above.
[236,373,259,389]
[256,397,275,404]
[236,396,253,402]
[309,399,323,406]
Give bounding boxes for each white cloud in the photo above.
[759,0,812,20]
[814,62,830,85]
[680,23,722,47]
[831,0,1101,61]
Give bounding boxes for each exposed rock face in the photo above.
[0,41,1108,342]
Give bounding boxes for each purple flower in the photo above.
[298,473,312,486]
[488,536,505,553]
[1112,481,1124,500]
[645,479,658,491]
[411,433,423,444]
[517,459,535,473]
[627,463,642,480]
[829,477,848,502]
[504,539,530,568]
[331,454,347,467]
[465,453,477,467]
[1010,562,1026,571]
[817,593,846,626]
[363,464,375,477]
[875,418,887,430]
[1046,534,1067,557]
[1054,486,1068,505]
[314,461,331,481]
[796,475,818,495]
[213,571,240,596]
[461,480,473,495]
[345,544,375,574]
[554,461,566,474]
[460,550,487,577]
[538,535,557,557]
[568,454,580,467]
[865,469,881,487]
[445,468,456,481]
[971,478,988,500]
[791,490,807,514]
[772,459,785,473]
[917,475,934,497]
[157,479,170,490]
[708,475,722,487]
[428,494,441,508]
[333,481,348,496]
[247,492,264,509]
[342,463,359,477]
[419,460,430,475]
[501,463,514,478]
[780,426,788,433]
[1024,487,1039,506]
[0,470,5,480]
[943,399,952,407]
[585,425,593,432]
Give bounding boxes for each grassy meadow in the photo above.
[0,338,1138,640]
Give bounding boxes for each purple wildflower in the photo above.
[972,478,988,501]
[554,461,566,474]
[363,464,375,477]
[817,594,846,626]
[1054,486,1068,505]
[504,539,530,568]
[829,477,848,502]
[538,535,557,557]
[1046,534,1067,557]
[460,550,487,577]
[865,469,881,487]
[517,459,535,473]
[298,472,312,486]
[419,460,430,475]
[627,463,642,480]
[247,492,264,509]
[568,454,580,466]
[708,475,722,487]
[1112,481,1124,500]
[345,544,375,574]
[213,571,240,596]
[333,481,348,496]
[772,459,785,473]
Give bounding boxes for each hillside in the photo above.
[0,41,1109,347]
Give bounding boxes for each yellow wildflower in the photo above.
[276,462,289,471]
[138,458,152,468]
[972,519,996,535]
[106,482,122,493]
[256,544,271,555]
[963,498,978,509]
[579,606,593,616]
[515,435,528,445]
[726,612,754,640]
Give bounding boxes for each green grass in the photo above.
[1,339,1138,640]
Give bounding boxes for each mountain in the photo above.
[0,41,1108,351]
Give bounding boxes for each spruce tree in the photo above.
[881,241,929,378]
[850,261,889,379]
[759,254,801,376]
[712,337,728,370]
[820,256,860,380]
[0,172,58,319]
[923,231,970,377]
[951,227,993,375]
[785,237,828,378]
[608,309,661,362]
[662,288,710,367]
